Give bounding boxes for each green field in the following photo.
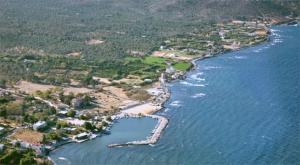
[143,57,167,67]
[173,62,192,71]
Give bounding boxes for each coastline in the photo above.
[49,24,300,165]
[105,24,274,148]
[50,27,273,156]
[48,22,292,159]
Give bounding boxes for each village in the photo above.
[0,69,171,162]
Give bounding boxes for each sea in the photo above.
[50,25,300,165]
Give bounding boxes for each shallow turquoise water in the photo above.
[50,25,300,165]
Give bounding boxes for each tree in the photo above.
[106,116,112,122]
[102,121,108,127]
[45,107,56,115]
[0,149,22,164]
[0,79,6,88]
[62,93,75,105]
[42,134,47,144]
[67,110,76,117]
[46,132,61,141]
[56,120,68,129]
[81,74,98,88]
[79,115,89,120]
[20,152,37,165]
[82,95,92,107]
[0,108,7,118]
[84,122,94,130]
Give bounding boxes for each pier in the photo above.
[108,115,168,148]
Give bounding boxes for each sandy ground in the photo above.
[92,77,112,85]
[66,52,81,57]
[12,129,44,144]
[146,82,164,96]
[92,86,131,113]
[122,103,161,115]
[86,39,104,45]
[0,119,22,128]
[152,50,193,60]
[15,81,93,95]
[93,76,143,86]
[15,81,135,113]
[112,78,143,85]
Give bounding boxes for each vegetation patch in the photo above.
[172,62,192,71]
[143,56,167,67]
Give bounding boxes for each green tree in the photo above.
[0,107,7,118]
[67,110,76,117]
[0,149,22,164]
[84,122,94,130]
[20,152,37,165]
[0,79,6,88]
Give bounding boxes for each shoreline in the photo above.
[106,27,273,148]
[49,24,299,165]
[48,22,284,158]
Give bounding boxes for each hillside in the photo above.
[0,0,298,58]
[0,0,299,83]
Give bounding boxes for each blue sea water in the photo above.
[50,25,300,165]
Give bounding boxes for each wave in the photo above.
[190,73,205,81]
[229,55,247,59]
[58,157,67,160]
[57,157,71,164]
[270,29,281,33]
[201,66,222,70]
[170,100,182,107]
[191,93,206,98]
[262,46,270,49]
[274,39,283,43]
[253,49,262,53]
[180,81,206,87]
[164,108,170,112]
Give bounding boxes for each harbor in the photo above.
[108,73,170,148]
[108,115,168,147]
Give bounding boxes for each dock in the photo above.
[108,115,168,148]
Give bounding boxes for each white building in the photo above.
[0,127,5,133]
[0,144,4,152]
[144,79,153,83]
[33,121,47,131]
[166,66,176,74]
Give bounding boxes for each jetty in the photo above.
[108,115,168,148]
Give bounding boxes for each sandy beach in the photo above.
[122,103,161,115]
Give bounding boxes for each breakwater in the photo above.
[108,115,168,147]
